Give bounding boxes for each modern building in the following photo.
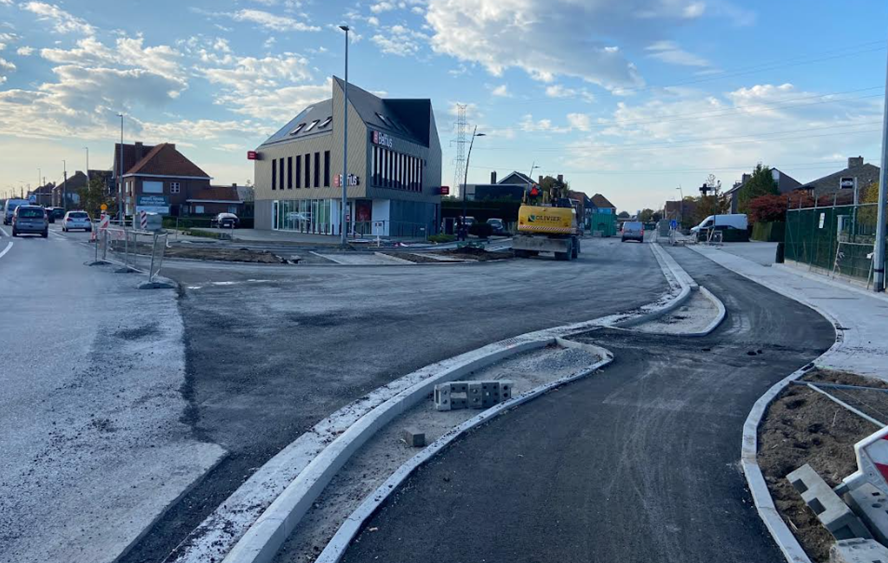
[251,77,443,237]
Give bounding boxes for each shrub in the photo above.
[428,233,456,243]
[748,194,789,223]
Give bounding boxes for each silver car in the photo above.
[63,210,92,232]
[621,221,644,243]
[11,205,48,237]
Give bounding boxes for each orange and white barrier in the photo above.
[842,426,888,495]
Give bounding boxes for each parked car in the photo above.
[211,212,239,228]
[691,213,748,234]
[45,207,65,221]
[62,210,92,232]
[621,221,644,243]
[11,205,48,237]
[486,217,506,235]
[3,198,29,225]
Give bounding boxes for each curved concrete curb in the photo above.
[688,245,845,563]
[688,286,726,337]
[315,339,614,563]
[168,237,698,563]
[614,243,696,328]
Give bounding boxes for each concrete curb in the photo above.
[773,262,888,305]
[220,336,555,563]
[169,236,697,563]
[314,339,614,563]
[614,243,695,328]
[689,286,727,337]
[689,244,846,563]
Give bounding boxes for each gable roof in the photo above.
[590,193,616,209]
[260,98,334,148]
[800,163,881,198]
[125,143,211,178]
[726,167,802,196]
[114,143,156,179]
[333,76,427,146]
[498,171,534,186]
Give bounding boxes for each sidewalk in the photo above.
[690,245,888,380]
[190,228,428,246]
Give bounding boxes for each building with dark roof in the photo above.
[589,193,616,212]
[797,156,880,200]
[252,76,442,237]
[724,167,802,213]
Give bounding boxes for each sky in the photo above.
[1,0,887,213]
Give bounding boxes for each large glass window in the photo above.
[296,154,302,188]
[279,159,285,193]
[272,159,276,190]
[324,151,330,187]
[287,157,293,189]
[304,154,310,188]
[314,152,320,188]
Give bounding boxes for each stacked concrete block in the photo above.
[846,483,888,546]
[788,464,872,541]
[402,428,426,447]
[830,538,888,563]
[435,380,514,411]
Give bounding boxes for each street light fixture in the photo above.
[339,24,350,246]
[461,126,486,229]
[676,186,684,226]
[117,113,124,223]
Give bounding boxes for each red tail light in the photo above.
[66,217,73,221]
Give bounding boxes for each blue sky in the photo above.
[1,0,887,212]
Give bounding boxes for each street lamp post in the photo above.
[874,36,888,291]
[118,114,124,224]
[62,160,67,211]
[339,25,350,246]
[528,162,539,182]
[461,126,485,231]
[676,186,684,227]
[84,146,89,187]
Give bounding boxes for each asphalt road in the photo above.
[119,236,669,562]
[0,224,222,563]
[337,247,835,563]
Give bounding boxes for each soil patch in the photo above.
[758,369,888,562]
[442,247,512,261]
[111,241,286,263]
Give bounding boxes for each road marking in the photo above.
[0,241,13,260]
[0,225,9,237]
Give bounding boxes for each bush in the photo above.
[428,233,456,243]
[469,223,494,238]
[748,194,789,223]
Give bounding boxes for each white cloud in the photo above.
[40,35,185,81]
[370,1,396,13]
[566,113,591,132]
[231,8,319,31]
[0,56,14,84]
[213,38,232,53]
[646,40,710,67]
[490,84,510,97]
[520,112,592,133]
[21,2,95,35]
[545,84,595,103]
[683,2,706,18]
[371,24,427,56]
[16,46,34,56]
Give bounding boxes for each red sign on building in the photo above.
[439,186,450,195]
[247,151,259,160]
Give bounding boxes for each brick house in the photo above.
[112,142,238,217]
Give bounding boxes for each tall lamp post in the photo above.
[62,160,67,211]
[676,186,684,227]
[528,162,539,183]
[461,126,485,227]
[84,146,89,187]
[874,35,888,291]
[339,24,350,246]
[117,113,124,223]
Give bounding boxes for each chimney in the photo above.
[538,175,543,185]
[742,173,751,184]
[848,156,864,169]
[232,183,237,187]
[168,143,175,151]
[490,171,497,184]
[134,141,144,161]
[557,174,563,185]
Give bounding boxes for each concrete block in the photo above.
[467,382,484,409]
[830,538,888,563]
[434,384,451,411]
[499,380,513,402]
[435,381,513,411]
[401,428,426,448]
[481,381,499,408]
[846,483,888,545]
[788,464,872,541]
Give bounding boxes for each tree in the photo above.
[747,194,789,223]
[638,208,655,222]
[694,174,729,223]
[78,176,115,218]
[617,211,630,219]
[737,164,778,213]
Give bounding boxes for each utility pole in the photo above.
[676,186,684,226]
[339,25,350,246]
[118,114,125,222]
[85,146,89,188]
[528,162,540,183]
[874,34,888,291]
[62,160,67,211]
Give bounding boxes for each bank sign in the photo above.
[136,195,170,215]
[371,130,394,148]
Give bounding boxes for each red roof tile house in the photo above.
[112,142,241,217]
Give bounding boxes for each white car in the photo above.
[62,210,92,232]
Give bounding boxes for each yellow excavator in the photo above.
[513,183,581,261]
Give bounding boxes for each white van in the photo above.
[691,214,748,234]
[3,198,29,225]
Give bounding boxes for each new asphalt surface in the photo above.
[116,237,670,562]
[335,247,836,563]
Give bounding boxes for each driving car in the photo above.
[621,221,644,243]
[46,207,65,221]
[486,217,507,235]
[211,212,239,229]
[62,210,92,232]
[11,205,49,237]
[3,198,29,225]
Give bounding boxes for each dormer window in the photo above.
[289,123,305,135]
[319,116,332,128]
[304,119,320,132]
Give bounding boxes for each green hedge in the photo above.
[752,221,785,242]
